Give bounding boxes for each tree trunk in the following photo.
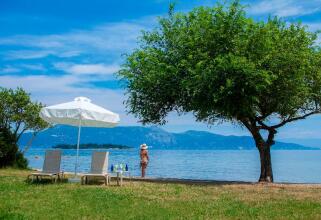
[257,144,273,182]
[241,119,275,183]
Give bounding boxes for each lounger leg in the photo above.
[107,176,109,185]
[116,173,119,186]
[61,172,64,182]
[104,177,107,186]
[81,176,85,185]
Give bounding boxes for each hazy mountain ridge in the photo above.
[278,138,321,149]
[19,125,318,150]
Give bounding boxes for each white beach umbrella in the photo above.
[39,96,120,176]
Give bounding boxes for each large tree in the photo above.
[118,1,321,182]
[0,87,48,168]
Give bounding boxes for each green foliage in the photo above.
[0,127,16,168]
[0,127,27,168]
[118,1,321,127]
[0,87,48,139]
[0,87,48,168]
[14,151,28,169]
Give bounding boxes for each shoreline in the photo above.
[38,170,321,186]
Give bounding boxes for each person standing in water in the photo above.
[140,144,149,178]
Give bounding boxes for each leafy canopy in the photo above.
[118,1,321,130]
[0,87,48,142]
[0,87,47,168]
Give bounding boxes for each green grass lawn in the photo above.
[1,169,321,219]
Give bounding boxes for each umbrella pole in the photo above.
[75,116,82,177]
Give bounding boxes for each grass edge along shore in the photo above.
[1,169,321,219]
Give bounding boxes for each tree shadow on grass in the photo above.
[131,177,257,187]
[25,177,68,185]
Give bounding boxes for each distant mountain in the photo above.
[19,125,318,150]
[173,130,317,150]
[52,143,132,149]
[278,138,321,149]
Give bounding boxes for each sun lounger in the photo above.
[81,151,110,185]
[27,150,63,183]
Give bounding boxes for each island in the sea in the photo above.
[52,143,132,149]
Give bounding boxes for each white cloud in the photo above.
[54,62,120,75]
[0,73,144,126]
[0,17,156,60]
[0,64,46,74]
[0,72,249,133]
[0,17,158,125]
[0,74,126,116]
[3,49,82,60]
[20,64,46,71]
[1,75,76,92]
[0,16,156,128]
[5,50,53,60]
[0,66,21,73]
[247,0,321,17]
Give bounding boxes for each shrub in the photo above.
[0,128,28,169]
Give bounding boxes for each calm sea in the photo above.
[25,148,321,183]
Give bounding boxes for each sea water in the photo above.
[25,148,321,183]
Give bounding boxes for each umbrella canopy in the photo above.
[40,97,119,127]
[40,97,120,176]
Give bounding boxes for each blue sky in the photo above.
[1,0,321,139]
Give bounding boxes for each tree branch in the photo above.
[14,121,21,137]
[256,120,271,131]
[271,111,321,129]
[266,129,276,146]
[16,128,28,142]
[241,118,265,146]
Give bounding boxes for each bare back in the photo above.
[140,149,149,163]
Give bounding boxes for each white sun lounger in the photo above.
[81,151,110,185]
[28,150,63,183]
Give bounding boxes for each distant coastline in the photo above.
[20,125,320,150]
[52,143,132,149]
